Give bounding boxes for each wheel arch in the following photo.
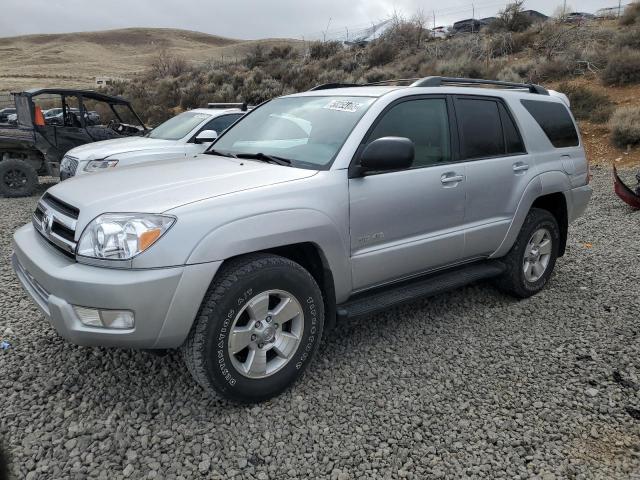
[233,242,338,331]
[531,192,568,257]
[492,171,570,259]
[185,209,351,306]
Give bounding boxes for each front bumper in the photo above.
[12,223,221,348]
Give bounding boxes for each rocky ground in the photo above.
[0,167,639,479]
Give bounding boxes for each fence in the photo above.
[0,93,13,109]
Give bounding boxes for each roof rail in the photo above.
[309,83,361,91]
[309,78,422,91]
[308,76,549,95]
[411,76,549,95]
[207,102,250,111]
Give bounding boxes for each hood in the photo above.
[47,155,318,222]
[67,137,176,160]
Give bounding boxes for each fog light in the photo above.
[73,306,134,329]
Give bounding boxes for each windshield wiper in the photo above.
[236,152,292,166]
[205,149,237,158]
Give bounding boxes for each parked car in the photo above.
[0,88,147,197]
[0,108,16,123]
[565,12,595,23]
[431,26,451,39]
[6,113,17,125]
[13,76,592,403]
[60,106,247,180]
[451,18,488,34]
[595,6,627,19]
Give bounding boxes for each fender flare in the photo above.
[491,171,570,259]
[186,208,352,302]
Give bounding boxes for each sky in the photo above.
[0,0,624,40]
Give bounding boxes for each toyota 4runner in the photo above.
[12,77,592,403]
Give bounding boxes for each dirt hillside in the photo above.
[0,28,302,91]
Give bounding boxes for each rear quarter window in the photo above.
[521,99,579,148]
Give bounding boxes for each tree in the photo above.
[553,3,574,21]
[490,1,532,32]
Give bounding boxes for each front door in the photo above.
[348,97,466,291]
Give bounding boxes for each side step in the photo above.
[337,261,505,320]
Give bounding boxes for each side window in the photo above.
[202,114,242,135]
[366,98,451,168]
[521,100,579,148]
[499,103,526,154]
[456,98,504,160]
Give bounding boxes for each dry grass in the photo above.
[0,28,302,92]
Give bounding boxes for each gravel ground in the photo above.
[1,167,639,480]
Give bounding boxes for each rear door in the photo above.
[453,95,534,259]
[348,96,466,291]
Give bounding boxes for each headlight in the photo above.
[84,159,119,172]
[76,213,175,260]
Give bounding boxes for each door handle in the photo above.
[441,173,464,185]
[512,162,529,173]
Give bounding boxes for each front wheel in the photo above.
[496,208,560,299]
[182,254,324,403]
[0,158,38,197]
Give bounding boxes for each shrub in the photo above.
[434,56,487,78]
[609,106,640,147]
[245,45,266,68]
[367,41,397,66]
[269,45,296,60]
[557,83,614,123]
[149,50,188,78]
[614,27,640,50]
[496,60,536,82]
[620,2,640,26]
[535,56,575,81]
[601,48,640,85]
[308,41,341,60]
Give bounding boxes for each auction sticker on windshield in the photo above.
[324,100,363,113]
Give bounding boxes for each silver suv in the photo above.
[12,77,592,403]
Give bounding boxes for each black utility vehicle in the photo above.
[0,89,146,197]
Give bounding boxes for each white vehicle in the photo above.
[431,26,451,39]
[59,106,246,179]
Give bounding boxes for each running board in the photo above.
[337,261,505,320]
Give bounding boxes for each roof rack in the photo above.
[207,102,250,111]
[411,77,549,95]
[309,76,548,95]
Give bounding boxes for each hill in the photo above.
[0,28,302,91]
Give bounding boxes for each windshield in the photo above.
[210,96,376,169]
[148,111,211,140]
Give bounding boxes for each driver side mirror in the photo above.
[352,137,415,177]
[195,129,218,144]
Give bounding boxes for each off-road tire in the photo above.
[181,253,324,403]
[0,158,38,197]
[495,208,560,299]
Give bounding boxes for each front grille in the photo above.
[33,194,79,258]
[60,155,79,180]
[42,193,79,219]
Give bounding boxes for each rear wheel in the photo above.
[182,254,324,403]
[0,158,38,197]
[496,208,560,298]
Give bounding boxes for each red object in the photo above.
[613,166,640,209]
[33,106,45,127]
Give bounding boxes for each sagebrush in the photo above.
[610,106,640,147]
